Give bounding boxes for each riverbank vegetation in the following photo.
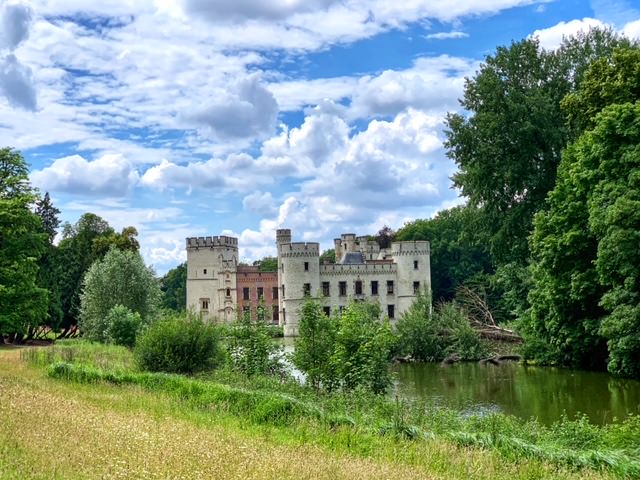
[6,341,638,479]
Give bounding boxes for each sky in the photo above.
[2,0,640,274]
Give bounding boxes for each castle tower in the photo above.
[276,229,320,336]
[186,235,238,322]
[391,240,431,315]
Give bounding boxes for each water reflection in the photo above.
[393,362,640,425]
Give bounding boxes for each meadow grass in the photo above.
[3,342,638,479]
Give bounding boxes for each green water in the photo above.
[393,361,640,425]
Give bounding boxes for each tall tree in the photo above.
[445,30,629,266]
[80,248,161,342]
[374,225,395,249]
[395,206,493,302]
[525,45,640,375]
[0,148,48,342]
[35,192,63,332]
[160,263,187,311]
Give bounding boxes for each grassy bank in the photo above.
[2,342,638,479]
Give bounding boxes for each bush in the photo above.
[134,313,222,374]
[105,305,141,348]
[396,293,487,362]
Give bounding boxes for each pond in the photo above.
[278,338,640,425]
[393,361,640,425]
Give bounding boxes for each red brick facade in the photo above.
[236,266,279,324]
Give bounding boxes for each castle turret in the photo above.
[276,229,320,335]
[186,235,238,322]
[391,240,431,316]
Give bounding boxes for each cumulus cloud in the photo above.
[31,153,140,196]
[622,18,640,39]
[0,54,36,110]
[425,31,468,39]
[530,18,606,49]
[1,2,32,49]
[243,191,277,217]
[185,75,278,140]
[348,55,476,119]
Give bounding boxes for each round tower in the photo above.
[391,240,431,317]
[280,241,320,336]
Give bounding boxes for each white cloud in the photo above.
[184,75,278,140]
[243,191,278,217]
[0,54,36,110]
[425,31,468,39]
[530,17,606,49]
[1,2,32,50]
[31,153,140,196]
[622,18,640,39]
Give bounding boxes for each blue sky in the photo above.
[1,0,639,274]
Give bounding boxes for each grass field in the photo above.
[0,345,633,479]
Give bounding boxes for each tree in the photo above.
[395,206,493,302]
[292,298,337,390]
[255,256,277,272]
[331,301,395,394]
[55,214,138,335]
[228,298,284,377]
[374,225,395,249]
[445,30,629,266]
[79,247,161,343]
[35,192,60,244]
[0,148,48,342]
[319,248,335,264]
[160,263,186,311]
[524,45,640,374]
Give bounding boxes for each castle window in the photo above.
[339,281,347,296]
[387,280,394,294]
[257,287,264,299]
[387,304,395,319]
[304,261,309,271]
[201,298,209,310]
[226,288,231,297]
[371,281,379,296]
[203,268,207,275]
[303,283,311,296]
[272,286,278,300]
[339,305,345,314]
[414,260,419,270]
[355,280,363,295]
[243,287,250,300]
[243,306,250,318]
[413,281,420,294]
[282,284,285,298]
[272,305,279,323]
[322,282,330,297]
[323,306,331,317]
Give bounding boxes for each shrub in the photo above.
[134,313,222,374]
[105,305,141,348]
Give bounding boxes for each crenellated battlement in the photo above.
[320,263,397,275]
[186,236,238,249]
[391,240,430,256]
[279,242,320,257]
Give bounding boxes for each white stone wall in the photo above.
[186,236,238,323]
[278,231,431,336]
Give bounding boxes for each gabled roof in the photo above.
[339,252,365,265]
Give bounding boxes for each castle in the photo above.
[186,229,431,336]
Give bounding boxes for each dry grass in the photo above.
[0,349,615,480]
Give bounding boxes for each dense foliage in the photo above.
[160,262,186,311]
[228,300,285,377]
[395,206,493,301]
[135,313,222,374]
[0,148,48,342]
[79,248,161,343]
[104,305,142,348]
[295,299,395,394]
[396,291,487,362]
